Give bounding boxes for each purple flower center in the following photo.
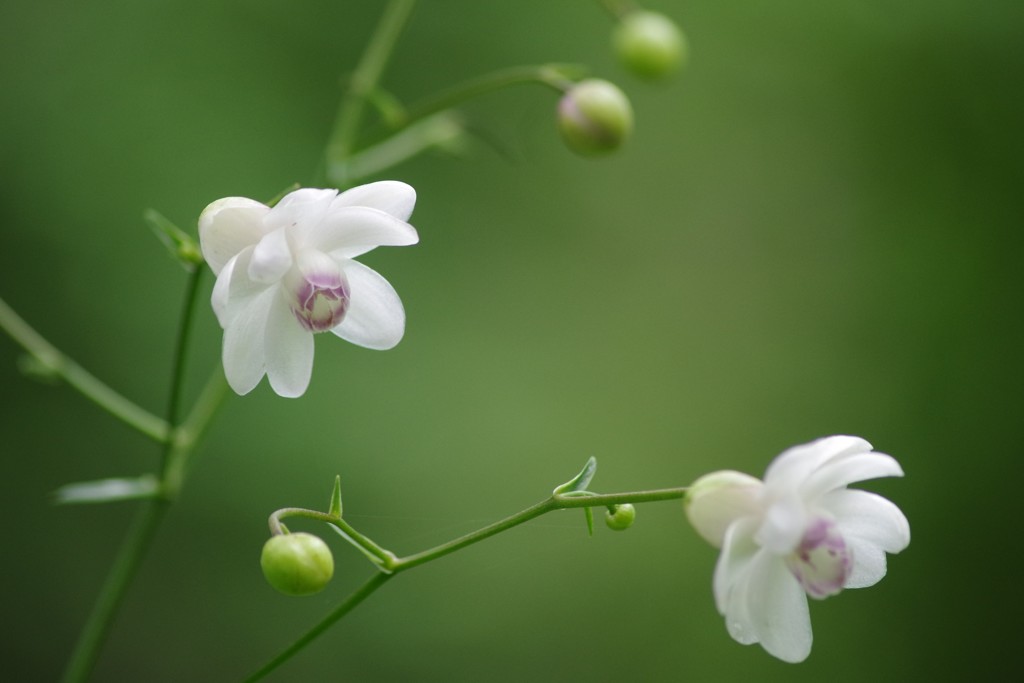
[784,517,852,599]
[287,251,350,332]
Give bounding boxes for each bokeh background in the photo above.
[2,1,1022,681]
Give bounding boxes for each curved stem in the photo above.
[398,63,581,128]
[0,296,169,442]
[325,62,584,186]
[325,0,417,179]
[243,572,392,683]
[248,486,688,679]
[327,111,463,187]
[268,507,340,535]
[60,267,208,682]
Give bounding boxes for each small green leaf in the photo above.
[145,209,203,270]
[53,475,160,505]
[328,475,343,519]
[585,507,594,537]
[553,456,597,495]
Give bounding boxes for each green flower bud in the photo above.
[557,79,633,156]
[260,532,334,596]
[613,10,687,80]
[605,503,636,531]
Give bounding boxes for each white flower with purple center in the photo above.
[685,436,910,663]
[198,183,418,398]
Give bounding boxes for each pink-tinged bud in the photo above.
[557,79,634,156]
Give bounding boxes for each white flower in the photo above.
[685,436,910,663]
[198,183,419,398]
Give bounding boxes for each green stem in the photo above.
[269,507,340,535]
[174,366,230,453]
[393,498,556,571]
[243,572,392,683]
[325,0,417,176]
[247,486,688,680]
[325,62,584,186]
[329,517,397,569]
[160,268,203,458]
[327,111,463,187]
[0,295,169,442]
[60,499,169,683]
[158,368,229,499]
[269,508,397,569]
[60,268,209,682]
[397,64,582,128]
[553,487,690,508]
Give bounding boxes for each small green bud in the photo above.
[557,79,634,156]
[613,10,687,80]
[605,503,636,531]
[260,532,334,596]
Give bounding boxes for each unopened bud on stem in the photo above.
[557,79,634,156]
[613,10,687,80]
[260,532,334,596]
[605,503,636,531]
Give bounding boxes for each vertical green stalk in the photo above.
[59,499,169,683]
[243,573,393,683]
[60,267,207,683]
[325,0,417,184]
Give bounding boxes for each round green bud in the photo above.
[557,79,634,156]
[613,10,687,80]
[605,503,636,531]
[260,532,334,596]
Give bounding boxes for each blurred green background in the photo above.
[1,0,1022,680]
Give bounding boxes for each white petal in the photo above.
[332,180,417,221]
[714,518,760,615]
[331,260,406,350]
[198,197,269,275]
[685,470,763,548]
[755,494,809,555]
[221,286,277,395]
[210,255,237,326]
[802,451,904,499]
[248,227,293,284]
[744,551,813,663]
[303,206,418,259]
[263,293,314,398]
[264,188,337,232]
[214,248,267,328]
[764,436,872,491]
[822,489,910,588]
[716,519,812,662]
